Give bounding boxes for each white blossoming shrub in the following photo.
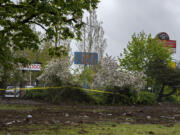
[38,57,72,86]
[91,55,146,92]
[27,56,96,104]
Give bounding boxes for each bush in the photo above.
[23,87,95,104]
[162,95,180,103]
[136,91,157,105]
[23,89,48,100]
[104,85,137,105]
[87,92,106,105]
[23,86,160,105]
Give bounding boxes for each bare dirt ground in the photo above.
[0,98,180,131]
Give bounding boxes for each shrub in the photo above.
[23,87,95,104]
[24,86,160,105]
[104,85,138,105]
[87,92,106,105]
[137,91,157,105]
[162,95,180,103]
[23,89,47,100]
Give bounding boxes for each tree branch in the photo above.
[22,14,37,24]
[28,21,47,31]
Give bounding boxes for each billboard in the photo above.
[74,52,98,65]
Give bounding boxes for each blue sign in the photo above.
[74,52,98,65]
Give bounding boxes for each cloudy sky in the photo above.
[96,0,180,61]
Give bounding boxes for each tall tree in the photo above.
[146,58,180,101]
[119,32,172,73]
[77,10,107,61]
[119,32,173,93]
[0,0,99,68]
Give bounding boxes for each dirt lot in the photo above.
[0,98,179,130]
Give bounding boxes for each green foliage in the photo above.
[162,95,180,103]
[1,123,180,135]
[104,86,138,105]
[0,0,99,69]
[48,46,68,57]
[147,59,180,87]
[119,32,173,101]
[105,93,134,105]
[0,65,23,89]
[119,32,172,72]
[146,58,180,101]
[24,86,160,105]
[87,92,106,105]
[80,67,95,87]
[23,90,47,100]
[17,42,59,65]
[24,87,95,104]
[137,91,157,105]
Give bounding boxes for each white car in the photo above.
[5,86,20,98]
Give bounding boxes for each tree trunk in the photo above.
[157,84,165,102]
[157,84,177,102]
[0,71,8,97]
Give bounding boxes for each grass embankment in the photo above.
[0,104,36,111]
[1,123,180,135]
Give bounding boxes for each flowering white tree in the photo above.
[91,55,146,91]
[38,56,72,86]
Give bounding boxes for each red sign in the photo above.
[160,40,176,48]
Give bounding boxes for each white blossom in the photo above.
[91,55,146,91]
[38,57,71,85]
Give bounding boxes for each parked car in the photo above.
[5,86,20,98]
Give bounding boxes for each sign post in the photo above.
[84,64,88,88]
[19,63,41,86]
[74,52,98,88]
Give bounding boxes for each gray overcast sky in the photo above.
[96,0,180,61]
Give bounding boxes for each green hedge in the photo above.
[23,87,95,104]
[23,87,163,105]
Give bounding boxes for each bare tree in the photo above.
[77,10,107,62]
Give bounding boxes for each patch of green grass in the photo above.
[0,104,36,111]
[57,123,180,135]
[0,103,107,113]
[2,123,180,135]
